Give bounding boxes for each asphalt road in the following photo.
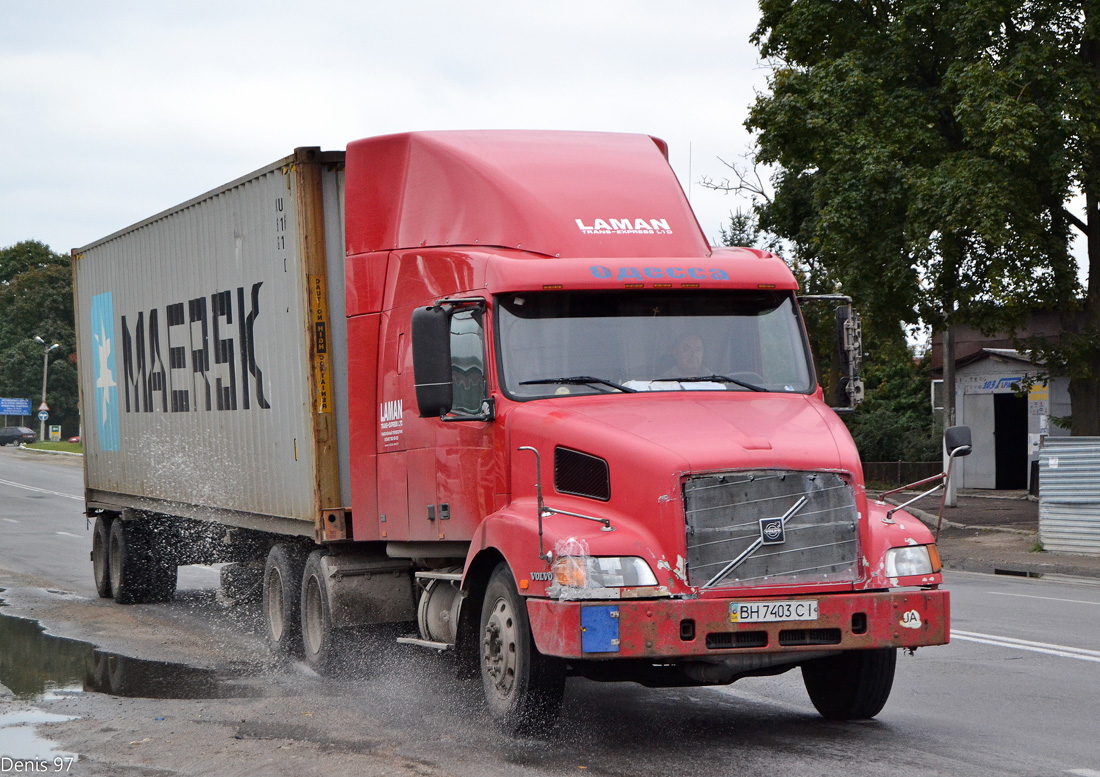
[1,446,1099,777]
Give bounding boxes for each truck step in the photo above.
[414,570,462,582]
[397,636,454,652]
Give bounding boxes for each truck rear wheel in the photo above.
[92,515,114,598]
[300,549,354,675]
[802,648,897,720]
[263,543,308,656]
[108,519,178,604]
[480,563,566,735]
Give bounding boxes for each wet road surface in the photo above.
[1,446,1099,776]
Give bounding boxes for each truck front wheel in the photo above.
[801,648,897,720]
[480,563,566,735]
[263,543,308,656]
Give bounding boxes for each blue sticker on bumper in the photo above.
[581,605,620,653]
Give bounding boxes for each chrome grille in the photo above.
[684,470,859,588]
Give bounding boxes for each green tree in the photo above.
[843,340,941,462]
[714,177,936,450]
[746,0,1094,432]
[0,241,79,438]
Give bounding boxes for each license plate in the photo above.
[730,599,818,623]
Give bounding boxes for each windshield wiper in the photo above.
[520,376,637,393]
[661,374,766,392]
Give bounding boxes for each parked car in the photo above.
[68,435,80,443]
[0,426,37,446]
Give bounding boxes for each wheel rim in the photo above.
[482,595,518,701]
[265,567,285,640]
[302,575,324,657]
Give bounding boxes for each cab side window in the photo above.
[450,308,487,416]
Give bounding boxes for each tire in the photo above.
[108,519,178,604]
[300,550,355,675]
[92,515,114,598]
[480,563,566,735]
[263,543,309,656]
[802,648,897,720]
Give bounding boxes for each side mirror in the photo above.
[944,425,972,457]
[835,304,864,407]
[411,306,453,418]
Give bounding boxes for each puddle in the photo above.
[0,710,77,762]
[0,609,258,701]
[0,593,266,763]
[0,609,88,700]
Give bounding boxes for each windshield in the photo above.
[496,290,815,399]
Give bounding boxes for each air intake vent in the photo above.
[705,631,768,649]
[554,447,610,501]
[779,628,842,646]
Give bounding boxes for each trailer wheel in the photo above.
[108,519,177,604]
[802,648,897,720]
[92,514,114,598]
[263,543,308,656]
[480,563,566,735]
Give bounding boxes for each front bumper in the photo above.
[526,589,949,659]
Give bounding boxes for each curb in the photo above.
[15,445,82,458]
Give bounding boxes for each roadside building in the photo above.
[930,314,1070,491]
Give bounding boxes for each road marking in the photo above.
[1066,770,1100,777]
[953,630,1100,663]
[990,591,1100,606]
[0,478,82,501]
[1,518,18,523]
[55,531,79,538]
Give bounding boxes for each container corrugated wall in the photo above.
[1038,438,1100,556]
[73,150,348,535]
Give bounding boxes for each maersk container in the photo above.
[73,148,352,540]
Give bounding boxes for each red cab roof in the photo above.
[345,130,712,259]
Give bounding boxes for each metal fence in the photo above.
[863,461,942,488]
[1039,438,1100,557]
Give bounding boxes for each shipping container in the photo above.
[74,149,350,539]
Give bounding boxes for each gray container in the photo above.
[1038,437,1100,556]
[72,148,350,540]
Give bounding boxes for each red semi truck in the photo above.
[73,131,950,734]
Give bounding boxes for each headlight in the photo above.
[552,556,658,589]
[884,545,941,578]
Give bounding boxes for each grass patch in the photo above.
[1030,539,1045,553]
[26,441,82,454]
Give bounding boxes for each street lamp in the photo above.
[33,336,59,442]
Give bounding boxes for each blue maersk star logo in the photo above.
[90,292,120,451]
[95,319,116,417]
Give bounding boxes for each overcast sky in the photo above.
[0,1,768,255]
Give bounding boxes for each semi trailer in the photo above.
[73,130,952,734]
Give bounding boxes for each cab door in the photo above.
[407,304,498,542]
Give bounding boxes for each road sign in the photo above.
[49,425,61,442]
[0,398,31,416]
[38,410,49,421]
[38,401,50,412]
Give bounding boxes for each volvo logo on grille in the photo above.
[760,517,786,545]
